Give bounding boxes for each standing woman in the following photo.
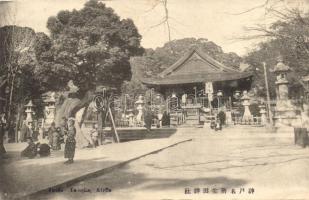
[48,122,56,147]
[64,118,76,164]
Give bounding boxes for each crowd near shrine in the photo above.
[1,0,309,160]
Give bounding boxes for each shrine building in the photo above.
[141,48,254,124]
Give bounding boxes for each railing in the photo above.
[232,116,263,126]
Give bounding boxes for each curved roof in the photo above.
[141,48,253,86]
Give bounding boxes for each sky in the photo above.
[0,0,308,56]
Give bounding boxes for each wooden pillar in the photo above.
[97,110,105,145]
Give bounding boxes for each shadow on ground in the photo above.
[0,155,119,200]
[31,164,248,200]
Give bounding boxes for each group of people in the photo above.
[210,111,226,131]
[20,137,51,158]
[20,117,77,164]
[47,122,63,150]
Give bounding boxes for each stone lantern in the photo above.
[259,104,267,125]
[25,100,34,128]
[241,90,252,121]
[44,92,56,127]
[274,56,290,101]
[273,56,298,127]
[135,95,145,126]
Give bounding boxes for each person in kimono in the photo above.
[60,117,68,137]
[64,118,76,164]
[90,123,99,148]
[52,127,61,150]
[21,137,37,159]
[144,102,155,132]
[48,122,56,147]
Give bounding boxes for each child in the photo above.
[64,118,76,164]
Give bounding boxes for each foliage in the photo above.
[131,38,242,78]
[121,78,147,100]
[0,26,46,117]
[36,0,143,98]
[244,9,309,99]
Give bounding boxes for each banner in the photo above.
[205,82,213,94]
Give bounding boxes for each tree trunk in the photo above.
[55,90,95,126]
[79,105,89,128]
[68,91,95,118]
[54,90,95,148]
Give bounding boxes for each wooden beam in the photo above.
[108,106,120,143]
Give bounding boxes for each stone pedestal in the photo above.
[274,100,298,127]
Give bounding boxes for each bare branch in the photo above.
[226,0,270,15]
[144,0,161,13]
[149,17,167,28]
[145,0,172,42]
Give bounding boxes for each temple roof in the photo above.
[141,48,253,85]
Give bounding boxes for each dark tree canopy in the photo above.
[36,0,143,96]
[0,26,45,108]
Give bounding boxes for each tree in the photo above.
[36,0,143,122]
[0,26,46,142]
[244,8,309,99]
